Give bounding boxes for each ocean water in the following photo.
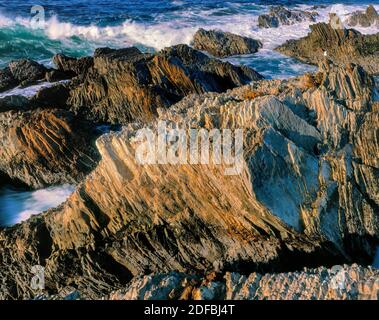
[0,0,378,227]
[0,1,378,75]
[0,184,75,227]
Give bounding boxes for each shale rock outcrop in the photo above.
[0,60,48,93]
[0,60,378,299]
[276,22,379,75]
[192,29,262,57]
[52,54,94,79]
[258,5,318,28]
[0,109,100,188]
[347,5,379,28]
[108,265,379,300]
[62,45,263,124]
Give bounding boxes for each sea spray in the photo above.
[0,184,75,227]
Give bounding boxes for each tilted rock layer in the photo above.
[0,61,378,300]
[347,5,379,28]
[276,22,379,75]
[108,265,379,300]
[0,59,48,92]
[58,45,262,124]
[258,5,318,28]
[0,109,100,188]
[192,29,262,57]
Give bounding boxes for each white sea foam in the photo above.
[17,185,74,222]
[0,184,75,226]
[0,3,377,52]
[0,81,65,99]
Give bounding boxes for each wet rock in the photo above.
[93,46,142,59]
[258,5,318,28]
[45,69,75,82]
[0,62,378,300]
[8,59,47,86]
[347,5,379,28]
[30,83,71,109]
[192,29,262,57]
[67,44,263,124]
[0,60,48,93]
[52,54,93,78]
[0,95,30,112]
[0,67,17,93]
[276,22,379,75]
[0,109,100,188]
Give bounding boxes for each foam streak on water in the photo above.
[0,80,64,98]
[0,184,75,227]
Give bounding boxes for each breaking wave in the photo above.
[0,184,75,227]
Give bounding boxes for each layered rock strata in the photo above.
[62,45,263,124]
[258,5,318,28]
[276,22,379,75]
[192,29,262,57]
[0,61,378,299]
[0,109,100,188]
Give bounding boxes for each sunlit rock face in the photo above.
[276,22,379,75]
[192,28,262,58]
[0,61,378,299]
[0,109,100,188]
[64,45,263,125]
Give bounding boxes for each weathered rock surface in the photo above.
[64,45,263,124]
[30,83,71,109]
[0,59,50,93]
[8,59,47,86]
[0,61,378,300]
[192,29,262,58]
[107,265,379,300]
[276,22,379,75]
[52,54,93,79]
[0,68,18,93]
[258,5,318,28]
[347,5,379,28]
[0,109,100,188]
[0,95,30,112]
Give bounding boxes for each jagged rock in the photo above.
[8,59,47,86]
[66,44,263,124]
[347,5,379,28]
[0,109,100,188]
[276,22,379,75]
[0,67,17,93]
[107,265,379,300]
[0,95,30,112]
[0,62,378,299]
[30,83,71,109]
[45,69,74,82]
[52,54,93,78]
[258,5,318,28]
[93,46,142,59]
[192,29,262,57]
[0,60,48,93]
